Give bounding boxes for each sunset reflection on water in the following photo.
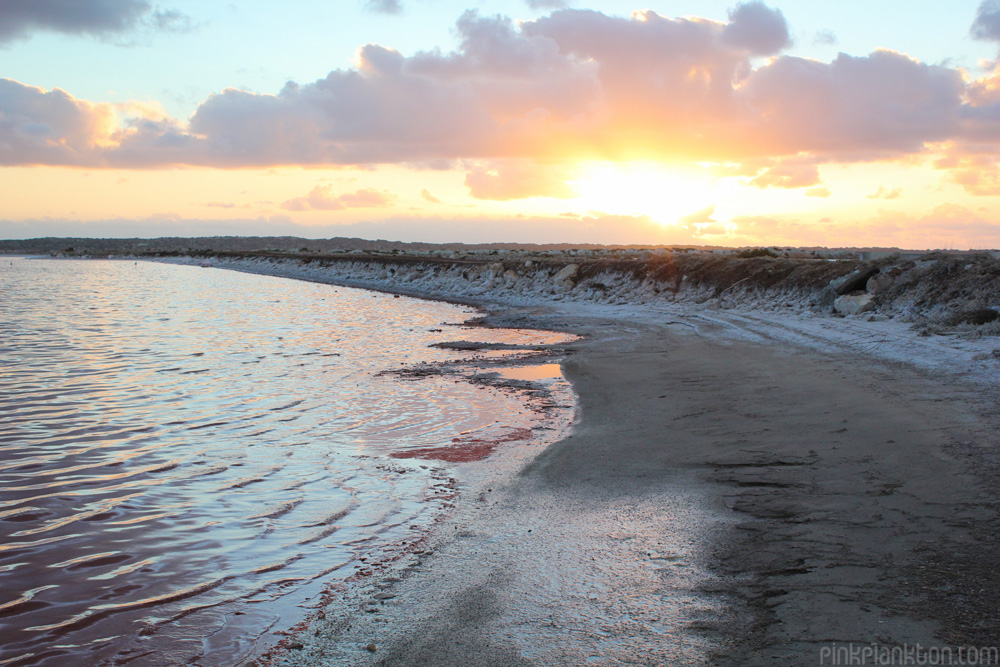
[0,258,573,667]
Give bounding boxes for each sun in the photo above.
[569,161,721,225]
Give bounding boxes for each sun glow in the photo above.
[570,162,722,225]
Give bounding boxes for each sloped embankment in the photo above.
[164,250,1000,328]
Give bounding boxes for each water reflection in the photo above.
[0,258,573,666]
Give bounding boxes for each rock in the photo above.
[367,643,378,652]
[865,272,894,295]
[834,293,875,315]
[831,266,880,295]
[554,263,579,288]
[554,263,578,281]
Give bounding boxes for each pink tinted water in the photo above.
[0,258,571,666]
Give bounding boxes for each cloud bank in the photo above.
[0,1,997,191]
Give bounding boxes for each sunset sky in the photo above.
[4,0,1000,247]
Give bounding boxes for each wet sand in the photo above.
[269,306,1000,666]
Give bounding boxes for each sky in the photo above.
[4,0,1000,248]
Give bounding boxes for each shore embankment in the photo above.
[154,248,1000,330]
[153,251,1000,665]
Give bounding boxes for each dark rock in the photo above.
[832,266,880,295]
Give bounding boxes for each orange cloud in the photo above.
[2,5,1000,176]
[420,188,442,203]
[281,186,395,211]
[934,150,1000,195]
[730,203,1000,248]
[749,162,822,189]
[679,205,717,226]
[464,160,577,200]
[867,185,903,199]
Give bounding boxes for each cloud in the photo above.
[853,204,1000,249]
[940,156,1000,195]
[677,206,731,236]
[741,50,963,158]
[4,203,999,248]
[805,186,831,197]
[720,2,790,56]
[867,185,902,199]
[727,214,832,246]
[748,162,821,189]
[364,0,402,15]
[0,5,998,174]
[0,78,120,165]
[281,186,395,211]
[813,29,837,46]
[727,204,1000,249]
[526,0,568,8]
[420,188,442,203]
[679,205,717,226]
[0,0,190,44]
[149,8,194,33]
[972,0,1000,42]
[464,160,576,200]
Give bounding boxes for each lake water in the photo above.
[0,258,573,666]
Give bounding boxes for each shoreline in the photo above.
[154,256,1000,665]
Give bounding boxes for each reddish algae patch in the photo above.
[390,427,533,463]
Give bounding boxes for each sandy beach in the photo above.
[9,0,1000,661]
[254,294,1000,666]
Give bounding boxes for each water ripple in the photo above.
[0,258,573,666]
